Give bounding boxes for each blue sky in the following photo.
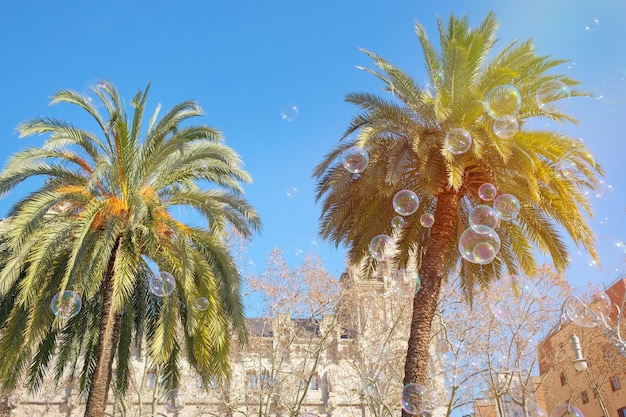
[0,0,625,293]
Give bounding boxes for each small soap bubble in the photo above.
[445,128,472,154]
[393,190,420,216]
[369,234,394,261]
[536,80,571,112]
[285,186,298,198]
[149,271,176,297]
[485,84,522,120]
[469,205,499,231]
[494,194,520,221]
[420,213,435,228]
[363,370,388,398]
[294,235,320,258]
[165,389,185,413]
[195,297,209,311]
[492,115,519,139]
[595,70,626,106]
[555,156,579,180]
[584,18,599,32]
[342,147,370,174]
[488,275,537,323]
[478,183,497,201]
[458,225,501,265]
[391,216,405,230]
[51,290,82,319]
[280,104,299,121]
[389,268,421,298]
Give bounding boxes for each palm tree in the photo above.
[313,12,601,414]
[0,81,261,416]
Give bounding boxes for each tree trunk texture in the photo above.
[84,240,122,417]
[403,190,460,416]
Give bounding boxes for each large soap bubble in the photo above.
[550,404,583,417]
[494,194,520,221]
[469,205,499,231]
[493,115,519,139]
[149,271,176,297]
[389,269,421,298]
[342,147,370,174]
[445,128,472,154]
[369,234,394,261]
[393,190,420,216]
[536,80,571,113]
[485,84,522,120]
[458,225,501,264]
[51,290,82,320]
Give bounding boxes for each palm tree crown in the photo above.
[0,81,261,415]
[313,11,602,402]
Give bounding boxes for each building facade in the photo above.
[537,277,626,417]
[0,266,422,417]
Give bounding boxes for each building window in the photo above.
[247,371,272,389]
[581,390,589,404]
[309,374,318,390]
[145,369,156,388]
[560,372,568,386]
[610,376,621,391]
[617,407,626,417]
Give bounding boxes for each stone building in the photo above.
[0,264,421,417]
[536,277,626,417]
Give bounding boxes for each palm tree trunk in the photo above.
[403,189,460,416]
[84,239,122,417]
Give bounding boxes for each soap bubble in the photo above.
[165,389,185,412]
[493,115,519,139]
[51,290,82,319]
[494,194,520,221]
[195,297,209,311]
[285,186,298,198]
[550,404,583,417]
[469,205,499,231]
[485,85,522,120]
[555,156,579,180]
[420,213,435,228]
[280,104,299,121]
[369,234,394,261]
[458,225,501,264]
[81,79,109,108]
[363,370,388,398]
[445,128,472,154]
[393,190,420,216]
[595,70,626,106]
[389,268,421,298]
[584,235,626,275]
[149,272,176,297]
[488,275,537,323]
[342,147,370,174]
[584,18,599,32]
[391,216,405,230]
[478,183,497,201]
[294,235,320,258]
[563,296,597,327]
[401,383,428,415]
[239,259,258,278]
[536,80,571,113]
